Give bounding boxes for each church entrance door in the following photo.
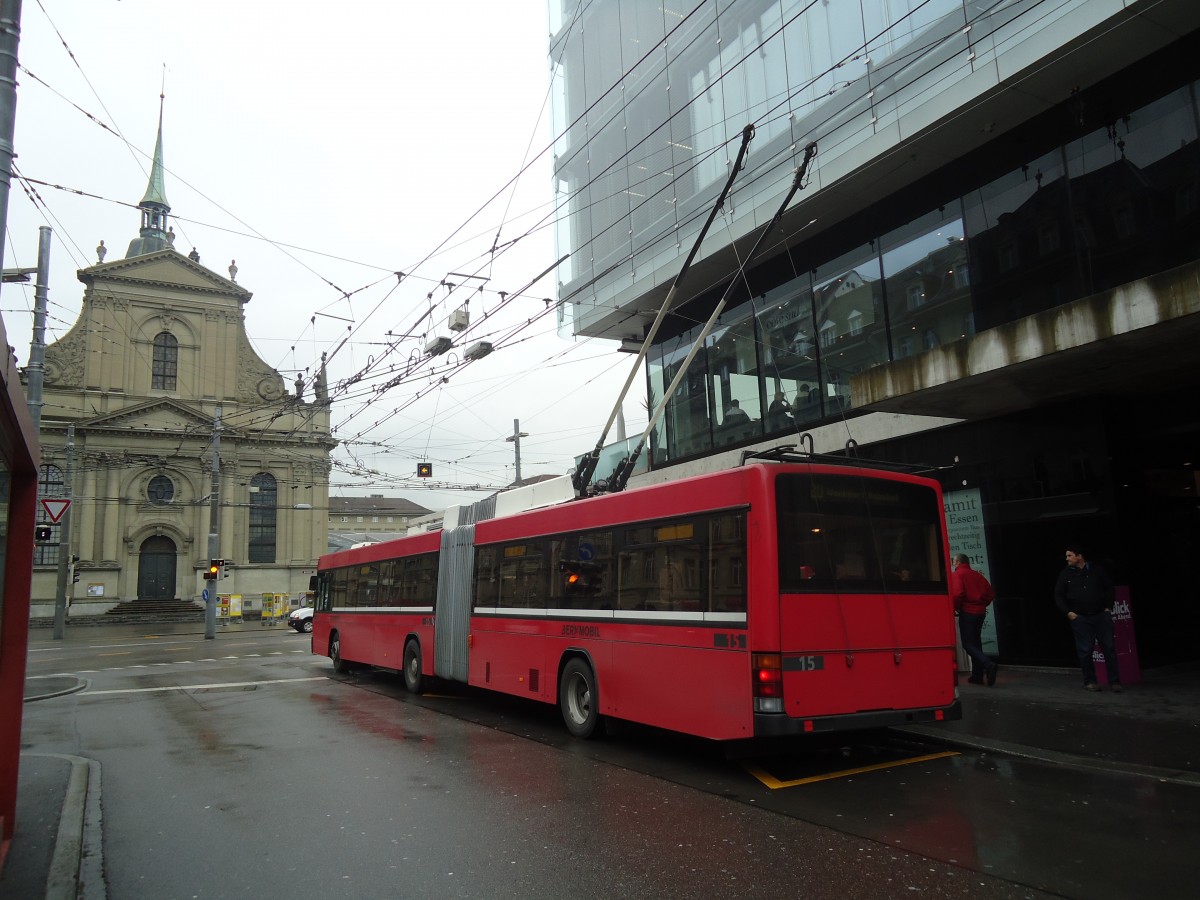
[137,535,177,600]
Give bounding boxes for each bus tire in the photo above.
[559,658,600,739]
[331,632,352,674]
[402,639,424,694]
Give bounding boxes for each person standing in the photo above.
[1055,545,1122,692]
[952,554,998,685]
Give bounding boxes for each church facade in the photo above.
[28,112,335,618]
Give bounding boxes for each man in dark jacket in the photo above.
[1054,544,1121,692]
[952,554,997,685]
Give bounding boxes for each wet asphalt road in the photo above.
[18,626,1197,898]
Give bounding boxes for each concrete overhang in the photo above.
[852,261,1200,420]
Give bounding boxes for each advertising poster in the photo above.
[943,487,996,653]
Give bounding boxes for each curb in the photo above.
[896,724,1200,788]
[24,677,89,703]
[21,753,105,900]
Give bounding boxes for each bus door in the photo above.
[774,474,955,718]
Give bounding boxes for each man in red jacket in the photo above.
[952,554,998,685]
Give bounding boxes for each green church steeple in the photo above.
[126,95,174,258]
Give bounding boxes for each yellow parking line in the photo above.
[745,750,959,789]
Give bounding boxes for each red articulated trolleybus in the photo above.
[311,452,962,741]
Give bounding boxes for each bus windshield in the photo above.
[776,473,947,593]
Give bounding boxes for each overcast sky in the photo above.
[2,0,647,511]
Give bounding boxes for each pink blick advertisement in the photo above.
[1094,586,1140,685]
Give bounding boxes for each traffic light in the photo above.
[417,462,433,478]
[71,555,81,583]
[204,559,223,580]
[35,525,52,542]
[560,560,603,595]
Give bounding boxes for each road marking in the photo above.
[744,750,960,789]
[82,676,327,696]
[40,649,316,676]
[98,651,132,658]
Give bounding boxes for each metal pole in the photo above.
[204,405,221,639]
[0,1,23,281]
[25,225,50,430]
[505,418,528,485]
[52,424,73,639]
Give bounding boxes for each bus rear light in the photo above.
[751,653,783,710]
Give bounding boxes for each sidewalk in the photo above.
[6,639,1199,898]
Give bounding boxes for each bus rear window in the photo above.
[776,474,947,593]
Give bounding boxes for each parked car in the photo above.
[288,606,314,633]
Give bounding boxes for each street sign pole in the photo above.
[205,406,221,639]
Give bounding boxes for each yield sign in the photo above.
[41,498,71,523]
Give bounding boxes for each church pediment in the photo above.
[78,398,216,433]
[81,249,251,300]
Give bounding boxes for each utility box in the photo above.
[448,308,469,331]
[425,335,452,356]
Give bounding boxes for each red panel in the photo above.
[468,618,752,740]
[316,612,432,672]
[778,592,956,717]
[783,648,956,717]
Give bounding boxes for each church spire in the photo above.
[126,95,175,258]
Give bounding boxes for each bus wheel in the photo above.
[402,639,424,694]
[331,632,352,674]
[559,658,600,738]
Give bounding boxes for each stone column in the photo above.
[220,469,235,563]
[102,465,120,563]
[78,464,97,563]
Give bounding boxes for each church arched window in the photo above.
[152,332,178,390]
[249,473,278,563]
[35,464,65,565]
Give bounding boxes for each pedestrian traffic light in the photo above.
[417,462,433,478]
[35,525,52,542]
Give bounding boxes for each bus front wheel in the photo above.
[559,658,600,739]
[403,639,424,693]
[331,632,352,674]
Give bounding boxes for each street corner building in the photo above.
[23,110,336,620]
[548,0,1200,668]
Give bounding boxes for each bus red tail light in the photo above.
[752,653,784,713]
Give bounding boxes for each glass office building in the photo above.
[549,1,1200,666]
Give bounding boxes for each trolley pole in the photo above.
[204,405,221,640]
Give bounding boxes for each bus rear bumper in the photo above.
[754,699,963,737]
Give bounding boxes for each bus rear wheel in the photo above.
[402,639,424,693]
[559,658,600,738]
